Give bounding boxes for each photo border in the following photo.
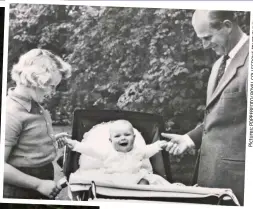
[1,1,253,209]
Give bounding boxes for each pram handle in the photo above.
[57,176,68,189]
[52,177,68,200]
[56,176,68,189]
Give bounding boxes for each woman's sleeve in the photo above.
[5,112,22,147]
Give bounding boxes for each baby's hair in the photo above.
[108,119,135,141]
[109,120,134,130]
[11,48,72,89]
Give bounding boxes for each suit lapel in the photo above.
[206,58,222,104]
[206,39,249,109]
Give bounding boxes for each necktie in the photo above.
[214,54,229,90]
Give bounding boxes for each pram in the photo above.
[60,109,240,206]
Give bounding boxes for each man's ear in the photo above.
[223,20,233,33]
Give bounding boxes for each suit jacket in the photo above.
[188,39,249,205]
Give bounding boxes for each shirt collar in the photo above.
[8,88,32,112]
[228,33,248,60]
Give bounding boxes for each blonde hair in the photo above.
[11,48,72,89]
[109,120,134,133]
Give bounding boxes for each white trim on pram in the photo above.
[68,181,240,206]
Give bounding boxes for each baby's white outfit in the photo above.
[72,141,171,186]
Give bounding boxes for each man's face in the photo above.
[192,12,230,55]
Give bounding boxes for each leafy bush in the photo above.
[8,4,250,134]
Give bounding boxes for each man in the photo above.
[162,10,249,205]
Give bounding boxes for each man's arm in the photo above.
[187,123,203,149]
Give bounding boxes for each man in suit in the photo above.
[162,10,249,205]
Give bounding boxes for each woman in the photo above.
[4,49,72,199]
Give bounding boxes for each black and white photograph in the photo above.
[1,1,251,207]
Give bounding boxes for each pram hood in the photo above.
[63,109,172,182]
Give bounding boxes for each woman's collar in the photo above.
[8,87,33,112]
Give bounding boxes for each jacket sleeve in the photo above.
[187,123,203,149]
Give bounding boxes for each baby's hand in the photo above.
[62,138,77,150]
[172,182,185,187]
[55,132,72,149]
[156,140,168,149]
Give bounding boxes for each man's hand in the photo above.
[161,133,195,156]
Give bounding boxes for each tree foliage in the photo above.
[8,4,250,135]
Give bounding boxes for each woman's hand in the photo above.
[36,179,62,199]
[5,152,62,199]
[55,132,72,148]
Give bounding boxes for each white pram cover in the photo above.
[68,122,240,205]
[69,122,171,185]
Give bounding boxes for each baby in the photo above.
[64,120,171,185]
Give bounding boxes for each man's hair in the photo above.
[208,10,238,29]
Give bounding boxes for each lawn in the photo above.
[53,125,198,200]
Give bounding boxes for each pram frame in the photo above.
[61,109,240,206]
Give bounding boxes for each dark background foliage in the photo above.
[7,4,250,184]
[8,4,250,132]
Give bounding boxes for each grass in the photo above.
[53,125,198,200]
